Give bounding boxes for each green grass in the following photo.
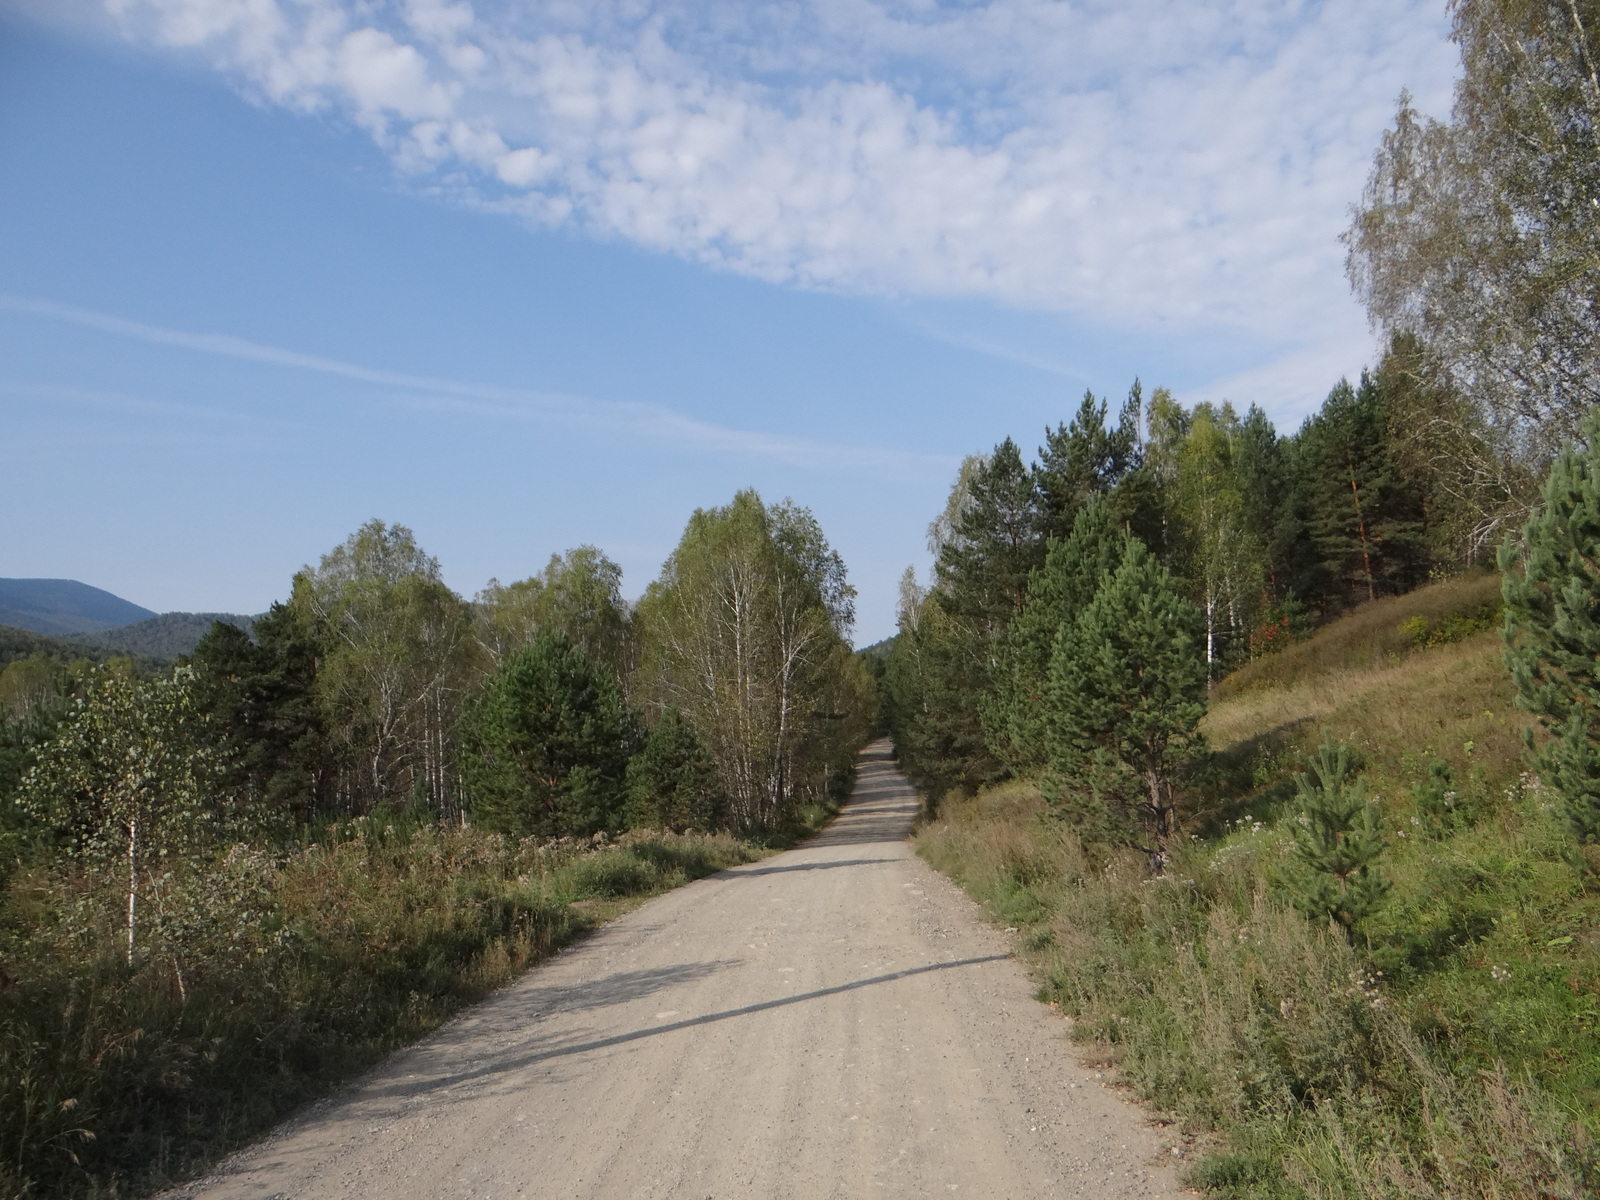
[0,819,772,1199]
[915,577,1600,1199]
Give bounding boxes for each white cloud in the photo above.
[50,0,1460,402]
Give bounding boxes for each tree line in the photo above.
[882,0,1600,881]
[882,348,1529,823]
[1,490,874,966]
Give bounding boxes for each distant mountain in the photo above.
[0,578,156,636]
[69,612,256,661]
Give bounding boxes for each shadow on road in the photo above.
[364,954,1007,1104]
[727,857,898,877]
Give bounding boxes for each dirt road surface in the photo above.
[173,742,1184,1199]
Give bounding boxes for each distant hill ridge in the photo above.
[70,612,256,660]
[0,578,156,636]
[0,578,259,662]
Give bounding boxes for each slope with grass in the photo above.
[914,576,1600,1198]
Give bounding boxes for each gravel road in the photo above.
[173,741,1185,1199]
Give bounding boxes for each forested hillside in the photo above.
[66,611,258,661]
[897,3,1600,1194]
[0,490,874,1199]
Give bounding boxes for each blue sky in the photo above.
[0,1,1458,643]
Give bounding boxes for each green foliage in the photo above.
[984,495,1124,773]
[917,763,1600,1200]
[458,631,640,839]
[16,667,235,968]
[1294,375,1428,608]
[0,505,877,1198]
[1046,539,1209,868]
[474,546,637,684]
[189,610,327,823]
[933,438,1043,628]
[1399,602,1501,648]
[636,490,871,831]
[1278,736,1390,939]
[292,520,479,814]
[625,707,727,832]
[1034,386,1141,542]
[0,816,762,1198]
[1501,408,1600,843]
[1349,3,1600,457]
[1411,758,1469,838]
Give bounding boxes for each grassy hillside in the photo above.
[68,612,255,661]
[914,577,1599,1198]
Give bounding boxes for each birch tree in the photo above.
[1347,0,1600,460]
[18,667,223,965]
[636,491,868,831]
[295,521,478,813]
[475,546,638,686]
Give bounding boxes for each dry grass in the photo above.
[913,572,1600,1199]
[1217,574,1504,700]
[1204,629,1528,801]
[0,822,771,1199]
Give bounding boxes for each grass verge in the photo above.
[914,581,1600,1199]
[0,816,804,1199]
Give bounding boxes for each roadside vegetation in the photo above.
[889,5,1600,1194]
[918,577,1598,1196]
[0,490,871,1199]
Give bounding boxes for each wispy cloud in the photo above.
[0,293,949,470]
[31,0,1460,403]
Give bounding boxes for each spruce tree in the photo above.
[1500,409,1600,843]
[1281,735,1389,940]
[1045,539,1208,871]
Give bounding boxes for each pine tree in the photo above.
[624,707,727,832]
[983,497,1125,772]
[1036,386,1141,542]
[1500,409,1600,843]
[1045,539,1208,871]
[1280,735,1389,939]
[1293,376,1429,610]
[189,608,327,821]
[458,631,641,838]
[934,438,1044,626]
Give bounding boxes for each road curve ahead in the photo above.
[175,741,1183,1200]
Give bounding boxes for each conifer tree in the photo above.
[934,438,1044,626]
[625,708,727,833]
[1045,539,1207,871]
[983,497,1125,772]
[1280,735,1389,940]
[1294,376,1428,609]
[1500,409,1600,843]
[1035,386,1141,542]
[458,631,641,838]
